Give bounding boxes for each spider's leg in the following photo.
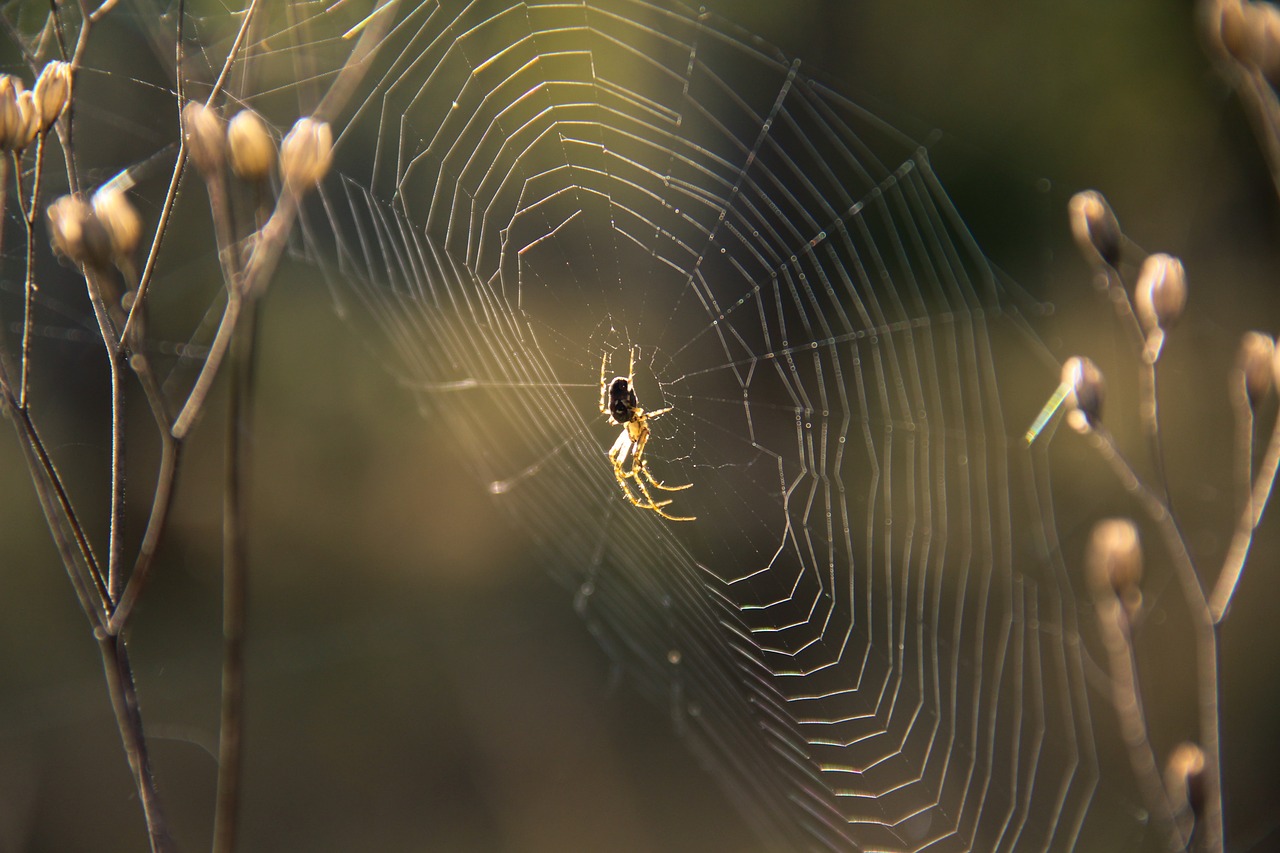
[628,346,636,385]
[627,467,675,511]
[646,406,672,420]
[639,463,693,492]
[600,351,610,416]
[613,454,673,510]
[631,430,692,492]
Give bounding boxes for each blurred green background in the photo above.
[1,1,1278,850]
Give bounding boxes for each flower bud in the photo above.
[33,60,71,131]
[0,75,25,151]
[91,186,143,262]
[1215,0,1252,61]
[279,116,332,193]
[47,194,112,268]
[1246,1,1280,82]
[1062,356,1104,432]
[1135,254,1187,333]
[227,110,276,182]
[13,90,41,151]
[182,101,225,176]
[1238,331,1275,406]
[1164,742,1206,821]
[1085,517,1143,620]
[1068,190,1122,270]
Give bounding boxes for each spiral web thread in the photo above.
[282,1,1130,849]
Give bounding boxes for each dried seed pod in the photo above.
[280,116,333,193]
[1068,190,1123,270]
[33,60,71,131]
[91,186,143,262]
[182,101,225,176]
[227,109,276,182]
[1062,356,1104,431]
[13,90,41,151]
[1238,331,1275,406]
[47,194,112,268]
[1085,517,1144,619]
[0,75,24,151]
[1164,742,1206,821]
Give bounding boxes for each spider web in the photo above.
[275,1,1142,850]
[0,0,1159,848]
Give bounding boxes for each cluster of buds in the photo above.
[47,187,142,269]
[1085,517,1144,622]
[1213,0,1280,83]
[0,61,71,151]
[1134,253,1188,363]
[183,103,330,194]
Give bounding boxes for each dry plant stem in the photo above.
[4,381,110,609]
[1232,67,1280,201]
[172,190,298,439]
[108,264,180,635]
[1089,428,1224,853]
[1230,373,1254,519]
[1210,401,1280,621]
[122,0,186,345]
[97,630,176,853]
[211,295,259,853]
[18,135,46,408]
[4,395,109,622]
[1095,596,1187,851]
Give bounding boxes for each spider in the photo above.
[599,347,695,522]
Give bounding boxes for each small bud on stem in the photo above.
[227,110,276,182]
[91,186,143,263]
[1069,190,1123,270]
[33,60,71,131]
[1237,331,1275,407]
[1062,356,1105,433]
[183,101,225,176]
[280,116,333,193]
[1086,517,1144,620]
[47,194,112,268]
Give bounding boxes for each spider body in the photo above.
[606,376,638,425]
[599,348,694,521]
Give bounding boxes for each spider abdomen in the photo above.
[608,377,638,423]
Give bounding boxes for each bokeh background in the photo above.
[1,1,1278,850]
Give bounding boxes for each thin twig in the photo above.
[1088,427,1224,853]
[1094,595,1188,852]
[1210,402,1280,621]
[19,134,46,408]
[97,632,176,853]
[211,290,259,853]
